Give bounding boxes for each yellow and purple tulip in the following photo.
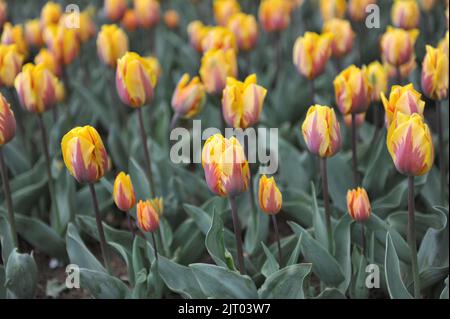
[113,172,136,212]
[334,65,372,115]
[43,24,80,65]
[364,61,388,102]
[134,0,160,29]
[322,19,355,58]
[199,48,238,95]
[34,48,61,77]
[61,126,109,184]
[222,74,267,129]
[25,19,44,48]
[258,175,282,215]
[421,45,449,101]
[214,0,241,26]
[202,134,250,197]
[391,0,420,30]
[258,0,291,33]
[171,73,206,119]
[0,44,24,87]
[348,0,377,22]
[164,10,180,29]
[137,198,163,232]
[387,112,434,176]
[62,9,96,43]
[1,23,28,57]
[0,93,16,146]
[293,32,334,80]
[380,26,419,68]
[320,0,347,21]
[301,105,342,158]
[201,26,238,53]
[347,187,371,222]
[40,1,62,27]
[227,13,258,51]
[104,0,127,21]
[187,21,212,53]
[97,24,129,68]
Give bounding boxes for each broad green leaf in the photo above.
[0,214,14,265]
[313,288,347,299]
[205,210,235,270]
[261,242,279,278]
[287,234,302,266]
[183,204,211,235]
[419,266,449,291]
[327,154,353,212]
[334,214,353,293]
[311,182,328,250]
[440,277,449,299]
[0,265,5,298]
[80,268,129,299]
[5,249,38,299]
[172,219,206,265]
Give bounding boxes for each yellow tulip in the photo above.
[214,0,241,26]
[258,175,282,215]
[25,19,44,47]
[164,10,180,29]
[121,9,139,32]
[43,24,80,65]
[421,45,449,101]
[134,0,160,28]
[40,1,62,27]
[347,187,371,222]
[348,0,377,22]
[0,93,16,146]
[438,31,449,57]
[227,13,258,51]
[171,73,206,119]
[96,24,129,68]
[104,0,127,21]
[201,26,237,53]
[380,26,419,69]
[364,61,388,102]
[199,49,237,95]
[391,0,420,30]
[344,112,366,128]
[323,19,355,58]
[187,21,212,52]
[34,48,61,77]
[320,0,346,21]
[113,172,136,212]
[0,44,24,87]
[259,0,291,32]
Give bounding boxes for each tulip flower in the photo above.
[40,1,62,27]
[199,49,238,95]
[344,112,366,128]
[187,21,212,53]
[214,0,241,26]
[137,198,163,232]
[438,32,449,57]
[258,0,291,32]
[97,24,129,68]
[0,94,16,146]
[25,19,44,48]
[348,0,377,22]
[121,9,138,32]
[0,1,6,29]
[35,49,60,78]
[227,13,258,51]
[391,0,420,30]
[43,24,80,65]
[201,26,238,53]
[164,10,180,29]
[61,9,96,43]
[1,23,28,57]
[0,44,24,87]
[222,74,267,129]
[171,74,206,127]
[104,0,126,21]
[364,61,388,103]
[323,19,355,59]
[113,172,136,212]
[320,0,347,21]
[134,0,160,29]
[347,187,371,255]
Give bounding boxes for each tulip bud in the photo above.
[202,134,250,197]
[222,74,267,129]
[134,0,160,29]
[61,126,109,184]
[391,0,420,30]
[199,49,238,95]
[14,63,61,113]
[214,0,241,26]
[34,48,61,77]
[164,10,180,29]
[172,74,206,119]
[380,83,425,128]
[344,112,366,128]
[301,105,342,158]
[387,112,434,176]
[121,9,138,32]
[438,31,449,57]
[137,198,163,232]
[0,44,24,87]
[187,21,212,52]
[258,175,282,215]
[0,1,6,29]
[1,23,28,57]
[320,0,347,21]
[97,24,129,68]
[113,172,136,212]
[380,26,419,67]
[334,65,372,115]
[0,93,16,146]
[259,0,291,32]
[227,13,258,51]
[43,24,80,65]
[421,45,449,101]
[40,1,62,27]
[116,52,158,107]
[347,187,371,222]
[322,19,355,58]
[201,26,238,53]
[364,61,388,102]
[25,19,44,48]
[104,0,127,21]
[348,0,377,22]
[293,32,333,80]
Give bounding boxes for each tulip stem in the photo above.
[127,214,136,238]
[137,108,156,198]
[395,67,402,86]
[361,223,366,257]
[436,100,446,205]
[170,112,181,131]
[271,214,282,265]
[320,157,333,251]
[407,175,420,298]
[0,148,18,248]
[88,183,111,273]
[151,231,159,262]
[351,113,359,186]
[229,196,245,275]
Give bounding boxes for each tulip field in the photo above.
[0,0,449,301]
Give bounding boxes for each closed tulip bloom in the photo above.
[438,32,449,57]
[258,175,283,214]
[43,24,80,65]
[259,0,291,32]
[116,52,158,107]
[384,56,416,80]
[61,126,109,184]
[0,1,6,29]
[40,1,62,27]
[380,83,425,127]
[104,0,126,21]
[202,134,250,197]
[201,26,237,53]
[348,0,377,22]
[421,45,449,101]
[0,93,16,146]
[187,21,212,52]
[62,9,96,43]
[0,44,24,87]
[364,61,388,102]
[25,19,44,47]
[293,32,333,80]
[34,48,61,77]
[1,23,28,57]
[301,105,342,158]
[134,0,160,28]
[164,10,180,29]
[97,24,129,68]
[121,9,139,32]
[113,172,136,212]
[391,0,420,30]
[344,112,366,128]
[320,0,346,21]
[227,13,258,51]
[334,65,372,115]
[347,187,371,222]
[222,74,267,129]
[200,49,237,95]
[172,74,206,119]
[387,112,434,176]
[380,26,419,67]
[323,19,355,58]
[14,63,61,113]
[214,0,241,26]
[137,198,163,232]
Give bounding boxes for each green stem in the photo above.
[271,214,282,265]
[407,175,420,298]
[320,157,333,252]
[361,223,366,257]
[137,108,156,198]
[229,196,245,275]
[0,148,18,248]
[151,231,159,262]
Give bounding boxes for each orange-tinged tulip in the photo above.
[348,0,377,22]
[380,83,425,128]
[34,48,61,77]
[104,0,127,21]
[187,20,212,52]
[323,19,355,58]
[293,32,333,80]
[380,26,419,68]
[61,126,109,184]
[344,112,366,128]
[171,73,206,119]
[43,24,80,65]
[347,187,371,222]
[201,26,237,53]
[301,105,342,158]
[259,0,291,32]
[227,13,258,51]
[438,32,449,57]
[121,9,138,32]
[222,74,267,129]
[14,63,61,113]
[164,10,180,29]
[259,175,282,214]
[0,44,24,87]
[40,1,62,27]
[334,65,372,115]
[25,19,44,47]
[364,61,388,102]
[116,52,158,107]
[202,134,250,197]
[391,0,420,30]
[134,0,160,28]
[199,49,237,95]
[0,93,16,146]
[421,45,449,101]
[387,112,434,176]
[320,0,347,21]
[0,1,6,29]
[214,0,241,26]
[113,172,136,212]
[1,23,28,57]
[137,198,163,232]
[97,24,129,68]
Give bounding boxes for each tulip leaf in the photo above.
[334,214,353,293]
[419,266,449,291]
[0,214,14,265]
[0,265,5,299]
[172,219,206,265]
[327,154,354,213]
[440,277,449,299]
[310,182,329,250]
[183,203,212,235]
[282,189,313,227]
[205,210,235,270]
[5,249,38,299]
[313,288,347,299]
[79,268,129,299]
[261,242,279,278]
[287,233,303,266]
